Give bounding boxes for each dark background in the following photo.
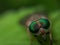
[0,0,60,13]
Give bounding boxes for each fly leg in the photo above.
[49,32,53,45]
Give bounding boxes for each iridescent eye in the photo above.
[29,21,40,33]
[39,18,50,29]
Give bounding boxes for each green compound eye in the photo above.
[29,21,40,33]
[39,18,50,29]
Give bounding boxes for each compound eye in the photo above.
[39,18,50,29]
[29,21,40,33]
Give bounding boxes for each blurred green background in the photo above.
[0,0,60,45]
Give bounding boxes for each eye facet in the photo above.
[29,21,40,33]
